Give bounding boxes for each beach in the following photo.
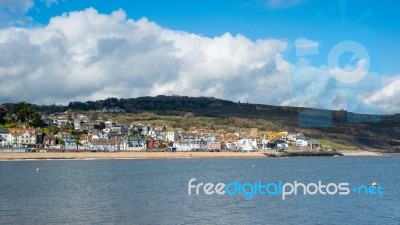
[0,151,267,160]
[0,150,386,160]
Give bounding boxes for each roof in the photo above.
[90,139,116,145]
[8,128,35,134]
[43,134,56,140]
[0,128,9,133]
[308,139,321,145]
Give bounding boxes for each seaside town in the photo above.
[0,108,323,154]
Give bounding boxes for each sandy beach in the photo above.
[0,151,267,160]
[0,150,386,160]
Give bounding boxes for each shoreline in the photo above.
[0,150,386,160]
[0,152,266,160]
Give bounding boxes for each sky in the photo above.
[0,0,399,114]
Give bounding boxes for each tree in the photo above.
[57,137,65,147]
[73,137,80,149]
[48,125,60,135]
[14,102,41,127]
[0,105,7,124]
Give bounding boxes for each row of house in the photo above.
[0,125,320,152]
[42,133,148,151]
[169,135,321,152]
[0,128,37,148]
[2,110,322,152]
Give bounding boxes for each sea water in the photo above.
[0,155,399,224]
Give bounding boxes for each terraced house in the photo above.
[0,128,10,147]
[8,128,37,148]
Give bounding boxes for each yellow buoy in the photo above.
[372,182,378,186]
[35,168,41,173]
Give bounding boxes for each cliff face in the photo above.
[237,104,400,151]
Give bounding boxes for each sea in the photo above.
[0,155,399,224]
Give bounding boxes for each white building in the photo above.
[277,141,289,150]
[237,139,253,152]
[74,119,81,130]
[92,130,108,140]
[8,128,37,147]
[166,131,179,142]
[56,119,69,128]
[296,139,308,147]
[226,142,236,150]
[122,137,147,151]
[0,128,10,147]
[173,142,192,151]
[286,133,297,141]
[261,139,269,149]
[173,141,205,151]
[105,121,113,129]
[148,130,156,138]
[287,133,303,141]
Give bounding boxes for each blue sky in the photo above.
[27,0,399,75]
[0,0,399,114]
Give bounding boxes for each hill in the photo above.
[3,95,400,151]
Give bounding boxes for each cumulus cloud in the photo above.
[282,56,385,114]
[362,76,400,114]
[0,0,33,27]
[0,8,291,105]
[0,7,396,115]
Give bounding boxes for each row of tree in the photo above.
[0,102,42,127]
[66,96,231,112]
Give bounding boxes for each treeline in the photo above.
[3,96,232,115]
[66,96,235,112]
[0,102,43,127]
[64,95,300,121]
[2,95,300,121]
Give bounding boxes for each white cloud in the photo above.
[0,0,33,27]
[362,76,400,114]
[295,38,319,56]
[0,8,291,105]
[0,7,396,115]
[282,58,385,114]
[0,0,33,11]
[41,0,58,7]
